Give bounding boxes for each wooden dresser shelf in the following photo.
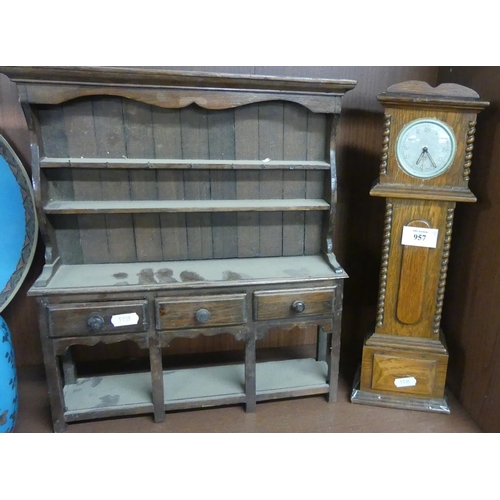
[40,157,332,171]
[43,199,331,215]
[33,255,345,294]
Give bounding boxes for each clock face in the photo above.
[396,118,457,179]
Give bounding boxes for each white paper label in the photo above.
[394,376,417,388]
[401,226,439,248]
[111,312,139,327]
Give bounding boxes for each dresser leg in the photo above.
[327,281,343,403]
[41,341,67,432]
[327,330,341,403]
[316,326,328,362]
[149,338,165,423]
[245,333,256,413]
[61,348,77,385]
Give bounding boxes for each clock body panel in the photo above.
[376,198,455,340]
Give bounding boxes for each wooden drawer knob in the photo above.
[195,308,211,323]
[291,300,306,313]
[87,314,105,331]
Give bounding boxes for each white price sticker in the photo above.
[111,312,140,327]
[394,376,417,388]
[401,226,439,248]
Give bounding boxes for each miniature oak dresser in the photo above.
[0,66,356,432]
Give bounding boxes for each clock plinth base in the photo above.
[350,366,450,414]
[351,332,450,414]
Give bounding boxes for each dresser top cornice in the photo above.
[0,66,357,94]
[0,66,357,113]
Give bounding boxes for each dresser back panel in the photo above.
[36,98,327,265]
[37,98,327,161]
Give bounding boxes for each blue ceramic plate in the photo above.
[0,135,38,313]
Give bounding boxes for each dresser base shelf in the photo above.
[63,358,330,423]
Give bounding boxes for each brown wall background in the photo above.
[2,66,499,431]
[435,66,500,432]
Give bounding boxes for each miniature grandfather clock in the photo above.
[351,81,489,413]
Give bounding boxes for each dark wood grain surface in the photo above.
[12,67,355,430]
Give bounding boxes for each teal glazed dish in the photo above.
[0,316,16,432]
[0,135,38,313]
[0,134,38,432]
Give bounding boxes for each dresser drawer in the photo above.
[253,286,336,321]
[46,300,148,337]
[156,294,247,330]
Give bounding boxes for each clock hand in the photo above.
[416,149,426,165]
[424,149,438,169]
[418,146,437,169]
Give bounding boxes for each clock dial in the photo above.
[396,118,457,179]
